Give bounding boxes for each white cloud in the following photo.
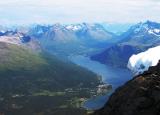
[0,0,160,24]
[128,45,160,75]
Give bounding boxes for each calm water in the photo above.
[69,55,133,110]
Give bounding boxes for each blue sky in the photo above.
[0,0,160,25]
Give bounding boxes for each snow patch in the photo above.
[0,36,21,45]
[66,25,82,31]
[0,30,5,34]
[127,45,160,75]
[148,29,160,36]
[154,29,160,33]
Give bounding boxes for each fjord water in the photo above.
[69,55,132,110]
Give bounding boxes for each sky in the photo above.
[0,0,160,25]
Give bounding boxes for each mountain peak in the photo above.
[119,21,160,44]
[129,21,160,33]
[144,20,160,27]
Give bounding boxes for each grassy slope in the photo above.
[0,42,100,115]
[0,43,47,71]
[0,42,100,93]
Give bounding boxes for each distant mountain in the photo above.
[29,23,115,41]
[66,23,115,41]
[93,60,160,115]
[0,23,117,57]
[28,23,116,57]
[91,21,160,67]
[119,21,160,45]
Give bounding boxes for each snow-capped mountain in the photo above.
[0,23,116,57]
[119,21,160,45]
[0,30,28,44]
[27,23,116,56]
[127,45,160,75]
[91,21,160,67]
[65,23,114,41]
[65,24,83,31]
[29,23,114,42]
[133,21,160,34]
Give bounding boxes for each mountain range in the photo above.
[2,21,160,64]
[28,23,116,57]
[0,23,117,58]
[91,21,160,67]
[0,21,160,68]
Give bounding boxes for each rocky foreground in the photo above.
[93,61,160,115]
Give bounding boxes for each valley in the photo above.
[0,0,160,115]
[0,42,101,115]
[0,20,159,115]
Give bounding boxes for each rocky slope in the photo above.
[0,30,41,51]
[93,61,160,115]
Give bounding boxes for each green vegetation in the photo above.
[0,42,100,115]
[33,90,66,96]
[0,43,47,71]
